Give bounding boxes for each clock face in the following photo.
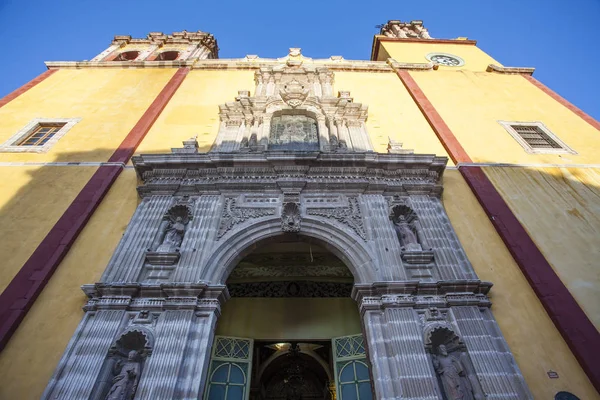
[430,54,461,66]
[426,53,464,67]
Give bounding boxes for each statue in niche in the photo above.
[106,350,141,400]
[392,214,418,246]
[155,204,192,253]
[433,344,477,400]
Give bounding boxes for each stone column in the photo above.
[356,292,439,400]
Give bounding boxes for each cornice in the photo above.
[45,58,395,73]
[132,151,448,198]
[45,60,196,69]
[351,280,493,314]
[486,64,535,75]
[81,282,230,314]
[371,35,477,61]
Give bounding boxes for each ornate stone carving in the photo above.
[105,350,141,400]
[424,324,485,400]
[390,204,434,264]
[213,62,372,153]
[281,202,301,232]
[279,79,309,108]
[218,197,276,238]
[227,281,352,298]
[380,20,432,39]
[387,137,414,154]
[156,204,192,253]
[433,345,479,400]
[307,196,365,239]
[89,328,154,400]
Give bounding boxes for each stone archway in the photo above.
[202,215,377,285]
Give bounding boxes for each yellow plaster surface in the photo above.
[334,71,451,161]
[484,166,600,329]
[136,70,255,154]
[0,169,139,400]
[410,70,600,164]
[380,41,501,71]
[443,169,599,399]
[0,165,97,293]
[0,68,175,163]
[216,298,362,340]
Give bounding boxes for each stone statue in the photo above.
[106,350,141,400]
[433,345,475,400]
[157,216,186,252]
[392,214,419,249]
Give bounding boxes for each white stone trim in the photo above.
[0,118,81,153]
[425,52,465,67]
[498,120,577,155]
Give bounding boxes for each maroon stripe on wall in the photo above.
[0,67,190,351]
[523,75,600,131]
[0,69,57,109]
[460,166,600,393]
[394,70,472,164]
[394,69,600,393]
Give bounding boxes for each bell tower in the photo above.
[91,30,218,62]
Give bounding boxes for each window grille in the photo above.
[511,125,562,149]
[498,121,576,155]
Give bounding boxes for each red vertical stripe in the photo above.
[0,69,57,109]
[0,67,190,351]
[394,69,472,164]
[523,75,600,131]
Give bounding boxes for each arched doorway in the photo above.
[204,234,373,400]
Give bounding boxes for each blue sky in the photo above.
[0,0,598,120]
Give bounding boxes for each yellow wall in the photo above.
[216,298,362,340]
[0,68,175,163]
[0,165,97,293]
[409,70,600,164]
[379,40,501,71]
[443,169,599,399]
[334,71,451,160]
[0,169,139,399]
[137,70,255,154]
[484,166,600,329]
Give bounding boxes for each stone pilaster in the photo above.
[41,310,126,399]
[453,307,533,399]
[101,196,173,282]
[357,293,439,400]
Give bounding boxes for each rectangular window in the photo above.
[18,123,65,146]
[498,121,576,155]
[0,118,81,153]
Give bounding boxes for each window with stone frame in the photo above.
[0,118,81,153]
[268,114,319,151]
[498,121,576,155]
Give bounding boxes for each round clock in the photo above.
[426,53,465,67]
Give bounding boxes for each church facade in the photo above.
[0,21,598,400]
